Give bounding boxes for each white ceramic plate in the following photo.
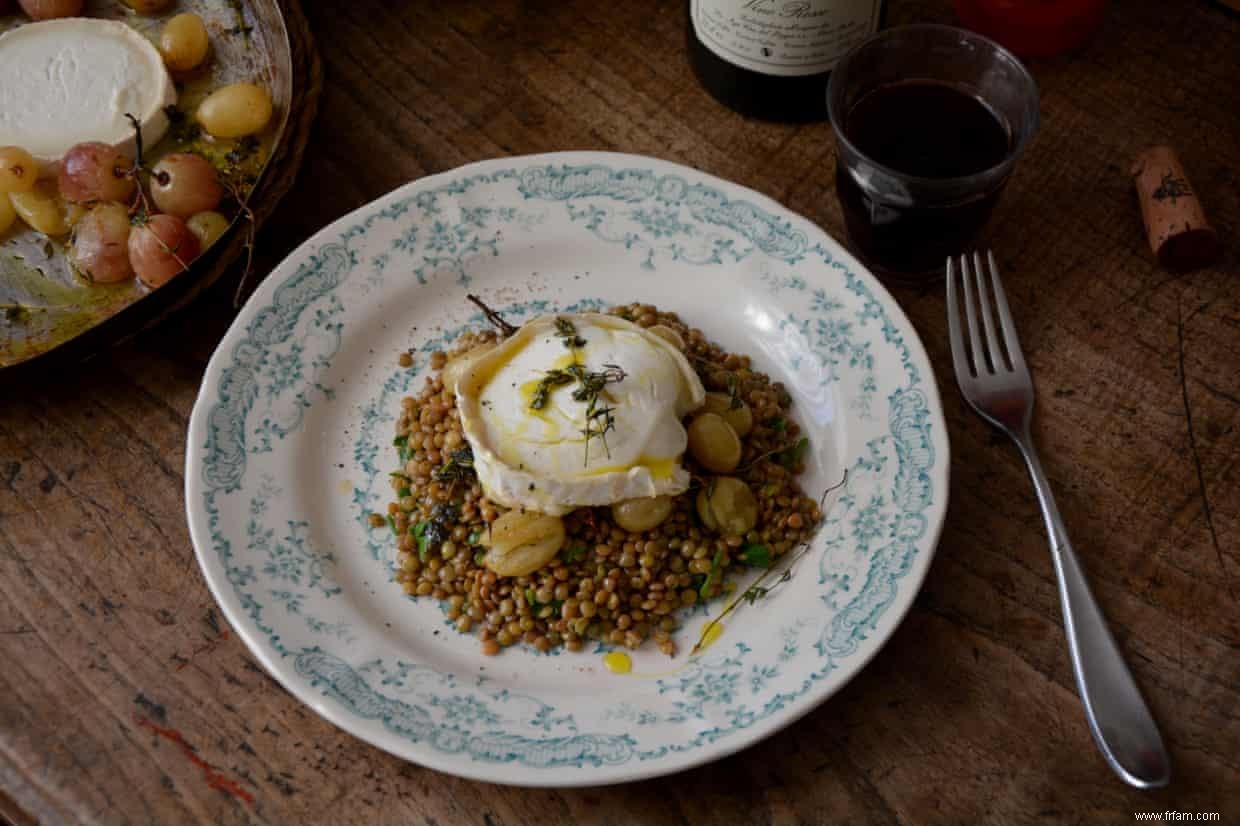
[186,152,949,786]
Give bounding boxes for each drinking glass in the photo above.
[827,25,1039,284]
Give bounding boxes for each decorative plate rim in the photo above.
[185,151,950,786]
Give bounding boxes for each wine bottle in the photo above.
[687,0,887,122]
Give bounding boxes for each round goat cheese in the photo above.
[455,313,706,515]
[0,19,177,165]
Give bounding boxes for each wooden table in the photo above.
[3,1,1238,823]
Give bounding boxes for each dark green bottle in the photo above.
[687,0,887,122]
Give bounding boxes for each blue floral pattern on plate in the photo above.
[186,152,948,786]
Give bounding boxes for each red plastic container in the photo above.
[955,0,1109,57]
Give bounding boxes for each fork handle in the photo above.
[1016,437,1172,789]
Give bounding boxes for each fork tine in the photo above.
[959,254,986,375]
[945,257,972,380]
[973,250,1007,371]
[986,250,1028,374]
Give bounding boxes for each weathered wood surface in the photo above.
[2,1,1238,823]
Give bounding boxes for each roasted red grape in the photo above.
[70,202,134,283]
[129,213,201,287]
[150,153,223,219]
[59,142,136,204]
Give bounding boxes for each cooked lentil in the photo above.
[385,304,822,656]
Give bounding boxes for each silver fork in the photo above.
[947,251,1171,789]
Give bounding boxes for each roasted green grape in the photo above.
[197,83,274,138]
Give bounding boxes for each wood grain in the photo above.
[2,1,1238,823]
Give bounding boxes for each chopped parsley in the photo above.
[698,549,726,598]
[393,434,413,464]
[779,437,810,470]
[738,544,772,568]
[561,544,587,564]
[412,521,430,561]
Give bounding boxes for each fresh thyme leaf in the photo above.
[580,405,617,464]
[569,364,626,403]
[738,544,772,568]
[524,588,537,607]
[766,415,787,432]
[577,365,626,465]
[397,486,411,498]
[530,368,575,410]
[468,530,483,546]
[386,514,398,535]
[698,549,725,598]
[474,550,486,565]
[554,316,587,348]
[561,544,587,563]
[742,585,769,605]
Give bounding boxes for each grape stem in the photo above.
[123,112,157,220]
[225,178,258,308]
[466,294,518,336]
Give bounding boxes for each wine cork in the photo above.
[1131,146,1222,272]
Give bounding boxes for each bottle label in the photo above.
[691,0,881,76]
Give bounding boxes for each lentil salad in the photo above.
[373,303,823,657]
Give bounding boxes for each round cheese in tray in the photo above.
[0,0,299,374]
[0,18,176,166]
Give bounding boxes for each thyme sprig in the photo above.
[528,317,627,465]
[581,400,618,465]
[530,367,576,410]
[554,316,586,348]
[690,471,848,656]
